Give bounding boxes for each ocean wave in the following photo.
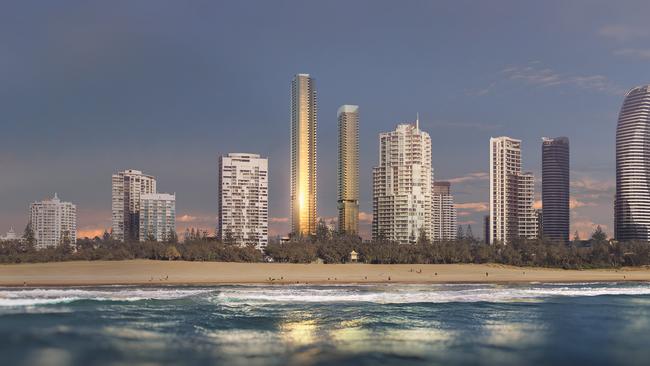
[3,284,650,308]
[0,287,213,307]
[213,284,650,304]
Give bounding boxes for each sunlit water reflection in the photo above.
[1,283,650,365]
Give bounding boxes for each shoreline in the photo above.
[1,260,649,287]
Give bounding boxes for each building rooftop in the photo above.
[337,105,359,115]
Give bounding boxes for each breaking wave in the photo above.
[0,287,212,307]
[2,283,650,308]
[214,283,650,304]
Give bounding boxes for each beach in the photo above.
[0,260,648,286]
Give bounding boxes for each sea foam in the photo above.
[0,287,212,307]
[213,283,650,304]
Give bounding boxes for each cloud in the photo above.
[176,213,216,226]
[569,197,596,209]
[447,172,489,184]
[177,214,198,223]
[456,202,489,213]
[501,63,624,95]
[270,217,289,223]
[599,25,650,42]
[358,211,373,223]
[613,48,650,60]
[571,177,615,199]
[466,82,498,96]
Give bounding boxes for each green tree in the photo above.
[23,222,35,247]
[314,219,331,243]
[456,225,465,240]
[165,245,181,260]
[416,228,430,245]
[573,230,580,242]
[591,226,607,243]
[466,225,474,241]
[166,228,178,244]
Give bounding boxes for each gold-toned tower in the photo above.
[337,105,359,235]
[290,74,318,236]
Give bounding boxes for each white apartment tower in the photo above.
[112,169,157,242]
[218,153,269,249]
[373,120,433,244]
[139,193,176,242]
[517,172,539,239]
[489,137,538,244]
[432,181,458,241]
[29,193,77,249]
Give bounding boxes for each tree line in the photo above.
[2,223,650,269]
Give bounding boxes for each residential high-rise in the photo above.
[489,137,538,244]
[29,193,76,249]
[373,121,433,244]
[112,169,157,242]
[432,181,457,241]
[290,74,318,237]
[218,153,269,249]
[615,85,650,241]
[517,172,538,239]
[542,137,570,242]
[337,105,359,235]
[139,193,176,242]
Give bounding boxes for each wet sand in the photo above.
[0,260,648,286]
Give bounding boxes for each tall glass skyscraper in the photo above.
[615,85,650,241]
[290,74,318,237]
[337,105,359,235]
[541,137,570,242]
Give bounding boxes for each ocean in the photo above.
[1,283,650,366]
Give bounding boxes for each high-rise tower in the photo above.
[30,193,77,249]
[615,85,650,241]
[111,169,156,242]
[489,137,538,244]
[373,121,433,244]
[542,137,570,242]
[432,181,457,241]
[290,74,318,237]
[218,153,269,249]
[337,105,359,235]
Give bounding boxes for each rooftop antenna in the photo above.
[416,112,420,130]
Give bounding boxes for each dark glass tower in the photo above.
[541,137,570,242]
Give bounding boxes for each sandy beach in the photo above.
[0,260,648,286]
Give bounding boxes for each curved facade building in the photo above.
[615,85,650,241]
[541,137,570,242]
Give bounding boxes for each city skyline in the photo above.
[3,1,650,240]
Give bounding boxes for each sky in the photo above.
[2,0,650,240]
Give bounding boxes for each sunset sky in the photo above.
[2,0,650,240]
